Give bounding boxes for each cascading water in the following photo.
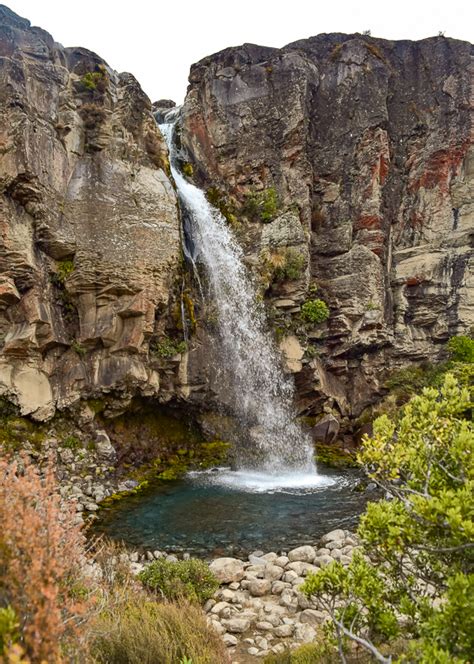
[160,112,317,480]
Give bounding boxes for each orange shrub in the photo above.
[0,455,91,663]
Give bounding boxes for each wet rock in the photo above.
[312,414,340,444]
[180,35,473,427]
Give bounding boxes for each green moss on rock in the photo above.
[315,443,358,468]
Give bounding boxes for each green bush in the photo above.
[273,248,306,281]
[0,606,19,655]
[242,187,279,222]
[150,337,187,359]
[62,435,81,450]
[138,558,219,604]
[79,67,108,93]
[447,335,474,363]
[301,298,330,324]
[55,259,74,283]
[302,374,474,663]
[91,598,226,664]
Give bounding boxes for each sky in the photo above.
[5,0,474,103]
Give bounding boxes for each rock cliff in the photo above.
[0,5,183,422]
[180,34,473,429]
[0,4,472,448]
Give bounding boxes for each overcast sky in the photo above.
[5,0,474,103]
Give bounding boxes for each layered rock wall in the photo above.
[180,35,473,426]
[0,6,183,420]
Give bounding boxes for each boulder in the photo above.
[321,529,345,544]
[312,414,340,444]
[209,558,245,583]
[300,609,327,625]
[95,431,116,461]
[248,578,272,597]
[223,617,251,633]
[288,545,316,563]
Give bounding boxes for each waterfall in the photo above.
[159,115,316,475]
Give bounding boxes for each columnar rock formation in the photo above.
[180,35,473,428]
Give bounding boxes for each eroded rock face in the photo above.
[0,6,182,419]
[180,35,474,426]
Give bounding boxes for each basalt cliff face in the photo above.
[180,35,473,431]
[0,4,473,449]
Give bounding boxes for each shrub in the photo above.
[91,597,226,664]
[302,374,474,662]
[301,298,330,324]
[150,336,187,359]
[79,67,108,93]
[0,607,19,654]
[53,259,74,284]
[62,434,81,450]
[138,558,219,604]
[272,248,306,282]
[80,102,107,130]
[0,455,91,662]
[242,187,279,223]
[447,334,474,363]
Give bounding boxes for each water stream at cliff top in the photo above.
[159,113,317,484]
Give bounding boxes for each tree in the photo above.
[302,374,474,663]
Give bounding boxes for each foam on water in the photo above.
[188,467,337,493]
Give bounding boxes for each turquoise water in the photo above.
[97,467,369,557]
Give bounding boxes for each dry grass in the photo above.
[364,42,388,64]
[90,595,228,664]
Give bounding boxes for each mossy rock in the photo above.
[0,412,48,452]
[315,443,358,469]
[206,187,238,226]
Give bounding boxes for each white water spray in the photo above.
[160,115,316,476]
